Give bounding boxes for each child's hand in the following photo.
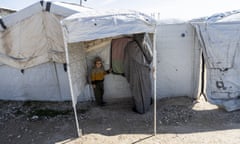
[92,84,96,88]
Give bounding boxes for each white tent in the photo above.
[156,21,201,99]
[61,9,156,136]
[0,1,151,102]
[192,10,240,111]
[0,1,92,101]
[0,0,157,136]
[0,0,204,136]
[0,1,202,102]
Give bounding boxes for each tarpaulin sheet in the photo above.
[124,33,153,114]
[111,37,132,74]
[192,11,240,111]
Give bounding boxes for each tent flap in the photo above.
[196,23,240,69]
[192,14,240,111]
[124,33,153,114]
[66,42,87,105]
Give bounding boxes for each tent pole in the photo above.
[153,26,157,136]
[64,40,82,137]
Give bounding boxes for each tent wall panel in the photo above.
[156,23,201,99]
[55,63,71,100]
[0,63,71,101]
[104,74,131,101]
[67,43,88,103]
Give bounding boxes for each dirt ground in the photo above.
[0,96,240,144]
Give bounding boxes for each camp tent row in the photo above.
[1,0,240,136]
[0,1,158,136]
[0,1,200,102]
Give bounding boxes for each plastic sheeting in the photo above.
[124,34,153,114]
[0,12,65,69]
[0,1,91,31]
[0,62,70,101]
[61,10,155,43]
[0,1,92,69]
[194,23,240,69]
[66,42,87,105]
[192,11,240,111]
[156,23,201,99]
[111,37,132,74]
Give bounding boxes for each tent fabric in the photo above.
[0,1,92,32]
[0,12,65,69]
[61,10,156,43]
[66,42,87,105]
[0,62,70,101]
[111,37,132,74]
[124,33,153,114]
[0,1,92,69]
[62,10,156,108]
[192,11,240,111]
[155,23,201,99]
[194,23,240,69]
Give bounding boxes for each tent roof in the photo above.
[61,10,156,43]
[0,1,92,31]
[191,9,240,23]
[157,18,187,25]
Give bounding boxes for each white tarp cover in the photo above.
[0,63,70,101]
[62,10,156,107]
[192,11,240,111]
[0,1,92,69]
[156,23,201,99]
[61,10,156,43]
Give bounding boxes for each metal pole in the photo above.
[153,24,157,136]
[73,105,82,137]
[63,30,82,137]
[80,0,82,6]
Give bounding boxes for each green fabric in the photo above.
[112,60,124,74]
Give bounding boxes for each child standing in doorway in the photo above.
[91,57,111,106]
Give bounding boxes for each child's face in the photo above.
[95,61,102,68]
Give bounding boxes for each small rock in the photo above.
[31,115,39,120]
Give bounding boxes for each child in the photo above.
[91,57,110,106]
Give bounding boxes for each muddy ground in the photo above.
[0,96,240,144]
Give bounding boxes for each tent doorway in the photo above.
[66,33,154,114]
[65,33,155,136]
[61,10,156,136]
[110,33,154,114]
